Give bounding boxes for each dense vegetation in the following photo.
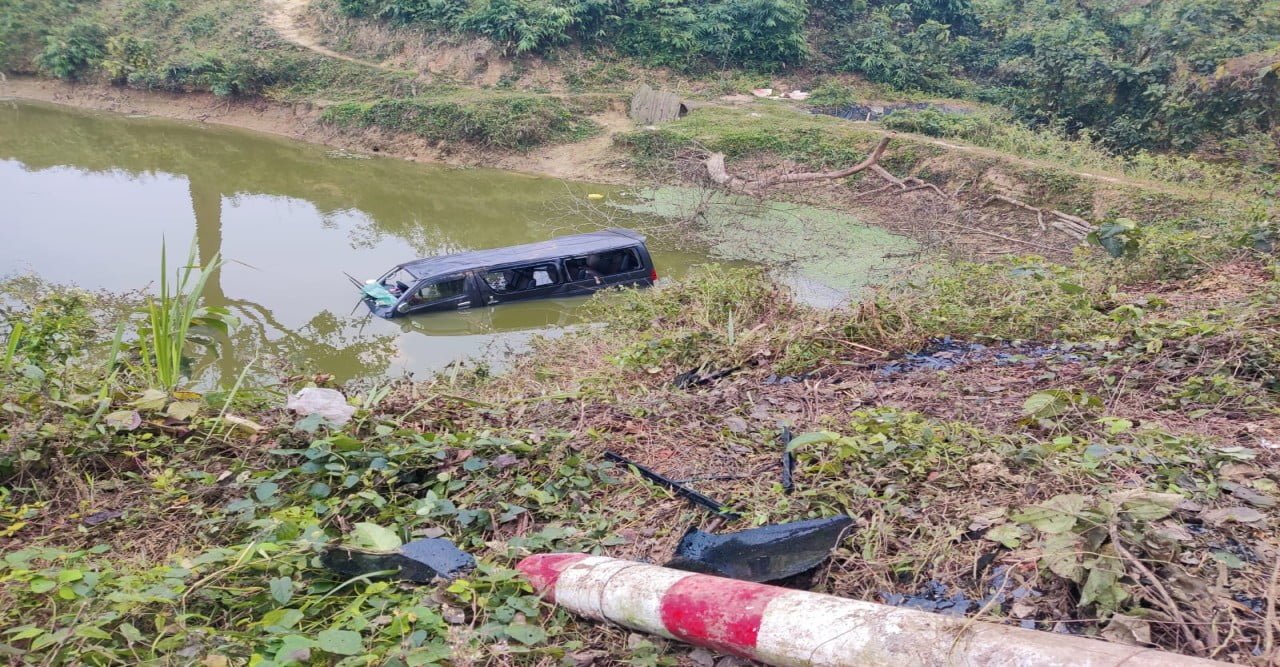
[332,0,1280,156]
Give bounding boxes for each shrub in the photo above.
[102,35,155,85]
[36,20,106,81]
[698,0,807,70]
[460,0,576,54]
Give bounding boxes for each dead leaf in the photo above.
[221,414,263,434]
[165,401,201,421]
[132,389,168,412]
[1220,481,1275,508]
[104,410,142,431]
[689,648,716,667]
[1202,506,1267,525]
[723,416,748,434]
[1101,614,1151,646]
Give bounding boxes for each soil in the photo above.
[264,0,394,71]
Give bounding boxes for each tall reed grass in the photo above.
[137,239,231,390]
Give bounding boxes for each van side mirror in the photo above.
[396,302,410,314]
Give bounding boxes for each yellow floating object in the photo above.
[587,193,605,201]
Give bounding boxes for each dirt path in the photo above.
[264,0,394,71]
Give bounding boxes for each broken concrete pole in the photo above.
[517,554,1227,667]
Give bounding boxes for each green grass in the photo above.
[321,93,605,149]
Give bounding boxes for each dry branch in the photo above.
[705,136,892,192]
[982,194,1093,239]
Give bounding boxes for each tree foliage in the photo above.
[340,0,809,68]
[820,0,1280,153]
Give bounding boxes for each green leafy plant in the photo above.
[35,20,106,80]
[1088,218,1140,258]
[135,239,234,390]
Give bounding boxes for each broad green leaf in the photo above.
[1211,550,1246,569]
[1079,564,1128,611]
[784,431,839,453]
[269,577,293,605]
[261,608,304,633]
[74,625,113,640]
[1013,494,1087,533]
[505,623,547,645]
[316,629,362,655]
[984,523,1023,548]
[350,522,401,551]
[1041,533,1084,582]
[1113,490,1182,522]
[29,578,56,594]
[255,482,279,502]
[1022,391,1071,419]
[1057,282,1085,295]
[274,634,315,664]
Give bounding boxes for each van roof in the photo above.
[399,228,647,279]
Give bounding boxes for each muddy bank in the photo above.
[0,76,633,184]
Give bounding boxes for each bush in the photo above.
[459,0,576,54]
[698,0,807,70]
[35,20,106,80]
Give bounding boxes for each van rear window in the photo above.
[566,248,641,281]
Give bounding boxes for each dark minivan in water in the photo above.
[361,228,657,318]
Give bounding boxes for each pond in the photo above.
[0,101,913,385]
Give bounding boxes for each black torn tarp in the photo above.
[666,516,853,583]
[604,451,740,520]
[780,426,795,494]
[321,538,476,582]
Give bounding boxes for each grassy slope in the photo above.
[3,0,1280,664]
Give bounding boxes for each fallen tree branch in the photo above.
[705,136,892,192]
[929,220,1070,253]
[982,194,1093,239]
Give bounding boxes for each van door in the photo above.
[395,274,473,315]
[477,261,566,304]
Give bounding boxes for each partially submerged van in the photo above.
[361,228,657,318]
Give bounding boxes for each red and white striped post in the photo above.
[518,553,1227,667]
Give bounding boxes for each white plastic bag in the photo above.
[287,387,356,425]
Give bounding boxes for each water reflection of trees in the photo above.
[0,103,610,384]
[0,103,587,255]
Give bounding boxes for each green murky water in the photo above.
[0,101,912,384]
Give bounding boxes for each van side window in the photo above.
[565,248,641,281]
[407,276,467,306]
[483,263,562,293]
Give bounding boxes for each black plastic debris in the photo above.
[83,510,124,526]
[604,452,740,520]
[673,366,740,389]
[780,426,795,494]
[877,337,1084,376]
[321,538,475,582]
[666,516,853,583]
[881,581,974,617]
[881,565,1040,627]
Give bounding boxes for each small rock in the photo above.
[441,604,466,624]
[689,648,715,667]
[723,416,748,434]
